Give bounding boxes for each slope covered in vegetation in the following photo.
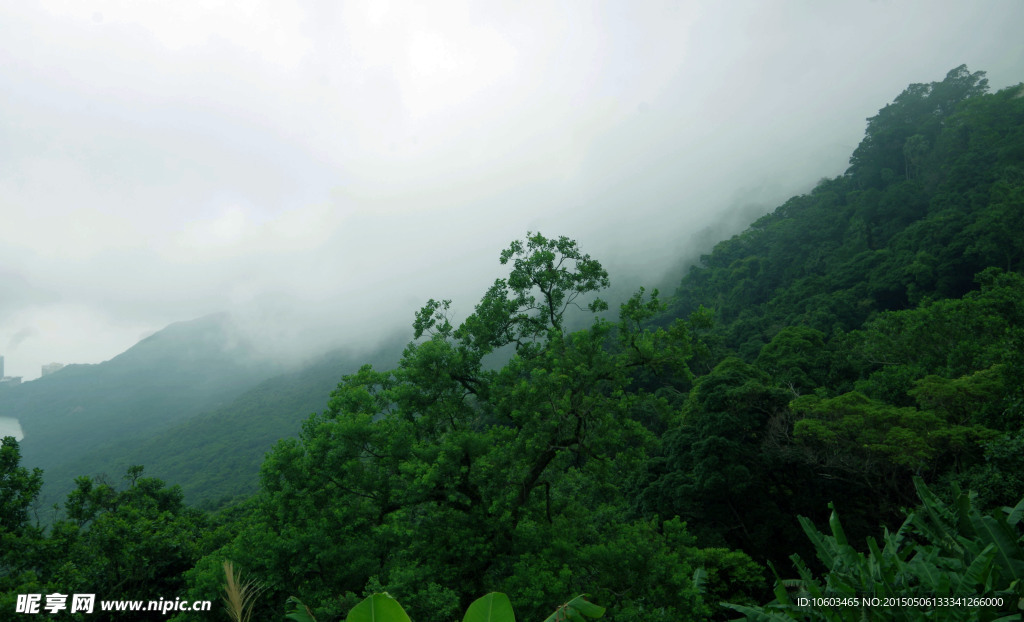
[55,342,404,509]
[1,66,1022,622]
[1,313,285,506]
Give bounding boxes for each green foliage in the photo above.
[0,460,208,619]
[462,592,515,622]
[637,358,795,559]
[755,327,831,396]
[346,593,413,622]
[848,65,989,189]
[0,436,45,614]
[666,68,1024,360]
[794,392,956,472]
[956,431,1024,513]
[497,232,611,334]
[285,596,319,622]
[0,436,42,534]
[285,591,603,622]
[543,595,606,622]
[910,366,1007,427]
[8,67,1023,622]
[966,177,1024,272]
[651,193,1024,569]
[789,387,1003,536]
[183,233,721,622]
[0,314,283,509]
[49,467,208,602]
[93,344,402,509]
[725,479,1024,621]
[498,514,720,621]
[852,268,1024,409]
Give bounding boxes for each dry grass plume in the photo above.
[222,560,265,622]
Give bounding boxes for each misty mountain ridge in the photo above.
[7,65,1022,521]
[3,64,1024,619]
[104,312,254,367]
[0,312,292,504]
[70,339,405,508]
[21,312,261,387]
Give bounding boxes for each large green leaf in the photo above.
[692,566,708,594]
[346,593,412,622]
[1005,498,1024,528]
[907,548,946,597]
[463,593,515,622]
[952,543,996,596]
[866,537,897,594]
[721,602,796,621]
[542,595,605,622]
[955,484,978,538]
[912,477,963,554]
[798,515,836,569]
[828,503,849,548]
[970,513,1024,583]
[285,596,318,622]
[563,595,606,618]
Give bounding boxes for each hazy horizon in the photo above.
[3,0,1023,380]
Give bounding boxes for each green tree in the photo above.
[966,179,1024,272]
[637,359,798,563]
[848,65,988,188]
[43,466,208,614]
[182,234,740,622]
[0,437,46,614]
[755,327,831,396]
[0,436,42,536]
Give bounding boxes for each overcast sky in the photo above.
[2,0,1023,380]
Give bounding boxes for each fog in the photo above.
[2,1,1023,379]
[0,416,24,441]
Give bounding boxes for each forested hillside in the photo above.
[1,313,286,506]
[665,66,1023,358]
[2,66,1022,621]
[78,341,404,509]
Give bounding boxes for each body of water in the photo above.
[0,416,24,441]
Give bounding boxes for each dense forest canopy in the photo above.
[2,66,1023,621]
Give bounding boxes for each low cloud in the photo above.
[1,0,1022,379]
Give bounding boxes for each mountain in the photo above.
[661,66,1024,361]
[3,66,1023,622]
[0,313,287,503]
[45,338,404,509]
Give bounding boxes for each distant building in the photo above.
[41,362,64,377]
[0,355,23,387]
